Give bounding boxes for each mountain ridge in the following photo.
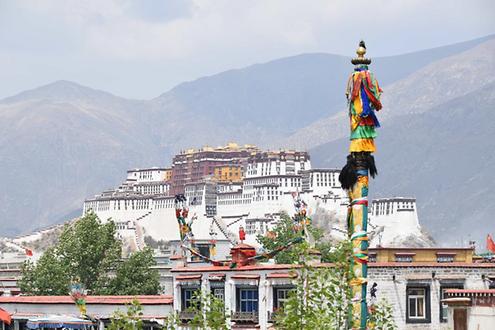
[282,38,495,150]
[0,35,493,239]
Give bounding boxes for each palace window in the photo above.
[406,286,431,323]
[236,286,259,313]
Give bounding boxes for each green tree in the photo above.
[57,211,122,293]
[105,248,161,295]
[257,212,343,264]
[108,299,144,330]
[257,213,323,264]
[19,212,160,295]
[19,248,70,295]
[368,299,397,330]
[275,241,353,329]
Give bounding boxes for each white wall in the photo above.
[467,306,495,330]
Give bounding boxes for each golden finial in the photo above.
[351,40,371,65]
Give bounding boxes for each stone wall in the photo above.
[369,266,493,330]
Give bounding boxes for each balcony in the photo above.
[231,311,258,323]
[179,310,197,322]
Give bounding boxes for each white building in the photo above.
[126,167,170,183]
[369,197,433,247]
[82,152,433,265]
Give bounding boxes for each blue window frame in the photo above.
[236,287,259,312]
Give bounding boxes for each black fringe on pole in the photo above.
[339,153,378,190]
[339,154,358,190]
[367,154,378,178]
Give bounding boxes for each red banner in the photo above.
[487,234,495,253]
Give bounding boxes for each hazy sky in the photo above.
[1,0,494,99]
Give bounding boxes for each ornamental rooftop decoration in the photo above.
[351,40,372,65]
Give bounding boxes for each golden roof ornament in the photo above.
[351,40,372,65]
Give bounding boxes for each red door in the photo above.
[453,308,467,330]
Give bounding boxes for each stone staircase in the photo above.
[212,216,240,245]
[128,211,151,251]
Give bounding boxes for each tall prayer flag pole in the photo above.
[339,41,383,330]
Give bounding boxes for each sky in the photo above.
[1,0,494,100]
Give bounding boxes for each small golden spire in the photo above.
[351,40,371,65]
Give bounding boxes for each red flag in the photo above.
[487,234,495,254]
[0,307,11,325]
[25,248,33,257]
[239,226,246,242]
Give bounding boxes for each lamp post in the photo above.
[339,41,383,330]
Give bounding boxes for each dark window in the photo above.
[406,285,431,323]
[236,287,259,312]
[212,287,225,301]
[273,286,294,312]
[192,244,211,260]
[436,253,456,263]
[489,278,495,289]
[181,287,199,311]
[211,282,225,302]
[437,256,454,263]
[440,284,463,322]
[395,253,415,262]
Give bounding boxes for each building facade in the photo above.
[169,143,259,195]
[82,144,434,262]
[170,246,495,330]
[443,289,495,329]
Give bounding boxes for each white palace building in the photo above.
[82,148,433,262]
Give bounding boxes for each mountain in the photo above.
[0,35,493,237]
[151,35,494,149]
[311,80,495,247]
[0,81,165,235]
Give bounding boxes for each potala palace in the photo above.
[82,143,433,259]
